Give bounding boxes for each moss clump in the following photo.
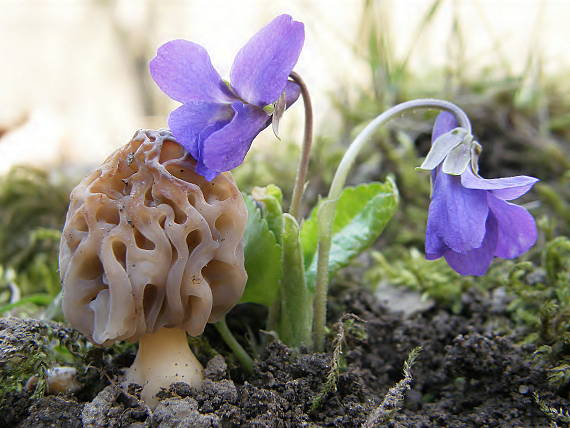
[0,166,70,270]
[0,166,73,317]
[0,318,88,401]
[506,237,570,387]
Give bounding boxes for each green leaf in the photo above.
[301,179,399,292]
[240,195,282,306]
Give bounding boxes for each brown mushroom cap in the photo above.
[59,130,248,345]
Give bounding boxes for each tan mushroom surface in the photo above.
[59,129,248,346]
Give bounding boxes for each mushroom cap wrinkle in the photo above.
[59,129,248,345]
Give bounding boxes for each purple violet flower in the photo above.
[150,14,304,180]
[425,112,539,276]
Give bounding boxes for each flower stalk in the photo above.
[288,71,314,221]
[312,99,472,351]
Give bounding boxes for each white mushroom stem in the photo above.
[124,327,203,407]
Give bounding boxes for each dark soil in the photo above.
[1,287,568,427]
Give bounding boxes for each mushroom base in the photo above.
[124,327,203,407]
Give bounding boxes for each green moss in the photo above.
[0,318,89,401]
[365,247,515,314]
[506,237,570,386]
[0,167,70,269]
[0,166,74,315]
[534,392,570,425]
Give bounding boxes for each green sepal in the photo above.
[418,127,467,171]
[441,134,474,175]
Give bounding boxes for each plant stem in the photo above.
[214,317,254,375]
[266,300,280,332]
[288,71,314,221]
[311,199,336,351]
[312,99,471,351]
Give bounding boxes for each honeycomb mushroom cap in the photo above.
[59,130,248,345]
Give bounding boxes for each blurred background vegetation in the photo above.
[0,0,569,388]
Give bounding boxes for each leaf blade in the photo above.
[240,195,282,306]
[301,179,399,292]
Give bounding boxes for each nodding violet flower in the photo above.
[150,14,304,180]
[419,112,539,276]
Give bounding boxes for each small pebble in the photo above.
[27,366,82,394]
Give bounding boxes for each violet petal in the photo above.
[150,40,234,104]
[427,170,489,253]
[230,15,304,106]
[443,214,498,276]
[284,80,301,107]
[432,111,459,141]
[461,166,539,200]
[168,102,234,160]
[425,221,446,260]
[194,158,219,181]
[487,194,537,258]
[202,102,270,172]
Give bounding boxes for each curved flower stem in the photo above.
[214,317,254,375]
[288,71,314,221]
[312,99,471,351]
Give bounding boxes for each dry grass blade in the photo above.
[534,392,570,425]
[310,313,365,412]
[362,346,422,428]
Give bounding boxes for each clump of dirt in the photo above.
[1,287,568,427]
[15,396,83,428]
[335,288,568,427]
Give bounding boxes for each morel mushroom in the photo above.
[59,129,248,405]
